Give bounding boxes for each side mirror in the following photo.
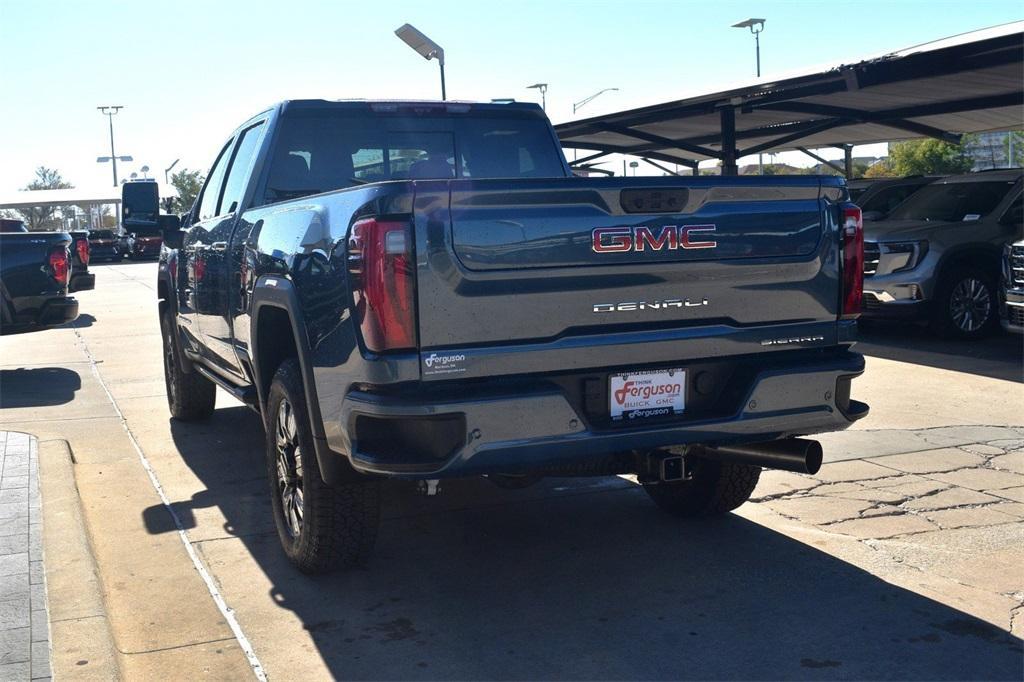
[158,214,184,250]
[862,210,885,222]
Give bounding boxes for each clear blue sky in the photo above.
[0,0,1021,191]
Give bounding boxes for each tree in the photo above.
[18,167,73,231]
[169,168,205,215]
[863,160,895,178]
[887,138,973,176]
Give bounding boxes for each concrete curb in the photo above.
[37,439,121,681]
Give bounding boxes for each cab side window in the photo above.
[196,139,234,222]
[218,123,265,216]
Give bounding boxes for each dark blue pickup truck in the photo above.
[131,100,869,573]
[0,219,79,334]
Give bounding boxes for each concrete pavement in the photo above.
[1,261,1022,679]
[0,432,49,682]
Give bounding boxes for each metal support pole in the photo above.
[439,63,447,101]
[107,114,118,187]
[721,107,738,176]
[755,31,761,78]
[844,145,854,179]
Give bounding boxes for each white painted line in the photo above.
[74,328,267,681]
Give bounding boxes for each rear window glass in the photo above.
[888,181,1015,222]
[263,109,566,204]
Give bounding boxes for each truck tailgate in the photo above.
[414,177,844,379]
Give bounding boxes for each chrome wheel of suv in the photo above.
[949,276,992,334]
[274,398,304,539]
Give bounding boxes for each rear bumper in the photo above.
[1,297,78,335]
[69,272,95,293]
[322,349,867,481]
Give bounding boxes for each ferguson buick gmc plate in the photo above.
[610,368,686,420]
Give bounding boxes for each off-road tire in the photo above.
[930,267,998,340]
[266,359,380,574]
[642,457,761,517]
[161,309,216,420]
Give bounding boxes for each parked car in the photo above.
[67,230,95,293]
[1000,239,1024,334]
[135,99,869,574]
[123,233,163,259]
[88,229,121,261]
[0,228,79,334]
[854,176,939,221]
[862,169,1023,339]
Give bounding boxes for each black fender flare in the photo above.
[934,244,1002,287]
[250,276,351,485]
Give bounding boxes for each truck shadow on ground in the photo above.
[0,367,81,408]
[857,322,1023,382]
[156,405,1022,680]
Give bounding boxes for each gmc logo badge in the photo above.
[592,225,717,253]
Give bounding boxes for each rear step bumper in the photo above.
[322,350,867,481]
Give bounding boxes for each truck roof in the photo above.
[277,99,547,116]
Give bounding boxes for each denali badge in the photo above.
[594,298,708,313]
[592,225,716,253]
[760,335,825,346]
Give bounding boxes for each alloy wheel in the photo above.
[949,277,992,333]
[274,398,304,538]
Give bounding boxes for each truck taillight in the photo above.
[76,238,90,265]
[348,217,417,353]
[49,247,70,287]
[841,205,863,319]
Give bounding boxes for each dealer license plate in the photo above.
[609,368,686,420]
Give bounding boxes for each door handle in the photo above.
[210,242,228,252]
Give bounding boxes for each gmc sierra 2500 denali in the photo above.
[132,100,869,574]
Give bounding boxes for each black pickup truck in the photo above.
[133,100,869,573]
[0,219,79,334]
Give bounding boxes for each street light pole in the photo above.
[395,24,447,101]
[573,88,619,115]
[731,19,766,174]
[97,106,124,186]
[527,83,548,111]
[572,88,619,163]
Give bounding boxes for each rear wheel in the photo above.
[161,309,215,420]
[642,456,760,517]
[266,359,380,574]
[931,267,997,340]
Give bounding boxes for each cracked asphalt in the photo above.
[2,261,1022,680]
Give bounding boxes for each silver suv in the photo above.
[862,169,1023,339]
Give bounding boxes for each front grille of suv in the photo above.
[863,241,880,277]
[1012,244,1024,288]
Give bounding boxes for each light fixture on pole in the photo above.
[395,23,446,100]
[573,88,618,115]
[732,18,766,175]
[97,106,128,187]
[164,158,180,184]
[526,83,548,110]
[731,18,765,78]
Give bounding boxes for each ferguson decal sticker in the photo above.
[423,352,467,376]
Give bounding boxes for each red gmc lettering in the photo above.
[592,225,717,253]
[634,226,678,251]
[592,227,633,252]
[680,225,717,249]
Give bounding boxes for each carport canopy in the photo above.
[555,22,1024,176]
